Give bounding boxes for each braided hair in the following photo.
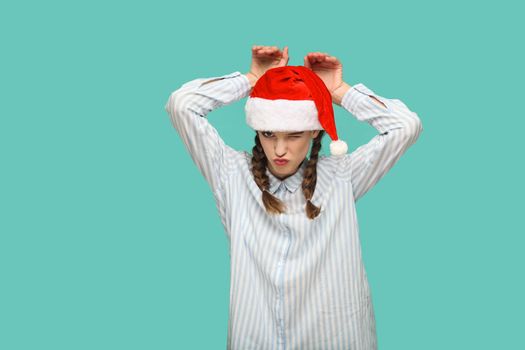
[251,130,325,219]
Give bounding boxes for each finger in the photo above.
[314,53,324,61]
[267,50,280,57]
[308,55,318,63]
[310,53,324,63]
[258,49,272,56]
[303,56,311,69]
[283,48,290,65]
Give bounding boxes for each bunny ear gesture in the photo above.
[248,45,289,82]
[303,52,344,94]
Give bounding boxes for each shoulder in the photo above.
[233,151,256,176]
[240,150,252,165]
[318,154,351,182]
[318,154,342,172]
[219,148,247,177]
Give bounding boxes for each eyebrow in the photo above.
[262,131,305,135]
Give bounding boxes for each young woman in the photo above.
[165,45,422,350]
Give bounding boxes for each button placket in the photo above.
[275,219,291,349]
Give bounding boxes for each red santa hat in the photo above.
[245,65,348,156]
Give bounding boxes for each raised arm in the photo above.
[304,51,423,202]
[164,45,290,200]
[164,71,251,198]
[338,84,422,202]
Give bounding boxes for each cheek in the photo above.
[260,141,272,155]
[298,140,311,154]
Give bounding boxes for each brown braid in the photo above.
[302,130,325,219]
[251,132,286,214]
[250,130,325,218]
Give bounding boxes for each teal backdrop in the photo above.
[1,0,523,349]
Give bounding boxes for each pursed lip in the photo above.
[274,158,289,165]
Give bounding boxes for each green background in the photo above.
[1,0,523,349]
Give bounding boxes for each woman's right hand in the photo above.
[246,45,289,87]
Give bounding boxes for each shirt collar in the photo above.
[266,159,307,194]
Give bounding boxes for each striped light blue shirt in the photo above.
[165,71,423,350]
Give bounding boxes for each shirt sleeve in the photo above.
[340,83,423,202]
[164,71,251,200]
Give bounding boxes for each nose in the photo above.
[274,139,287,157]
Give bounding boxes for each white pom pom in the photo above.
[330,140,348,156]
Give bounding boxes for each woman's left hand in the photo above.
[248,45,289,83]
[303,52,344,94]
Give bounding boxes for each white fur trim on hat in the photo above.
[330,139,348,156]
[245,97,323,131]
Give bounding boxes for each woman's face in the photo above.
[257,130,320,180]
